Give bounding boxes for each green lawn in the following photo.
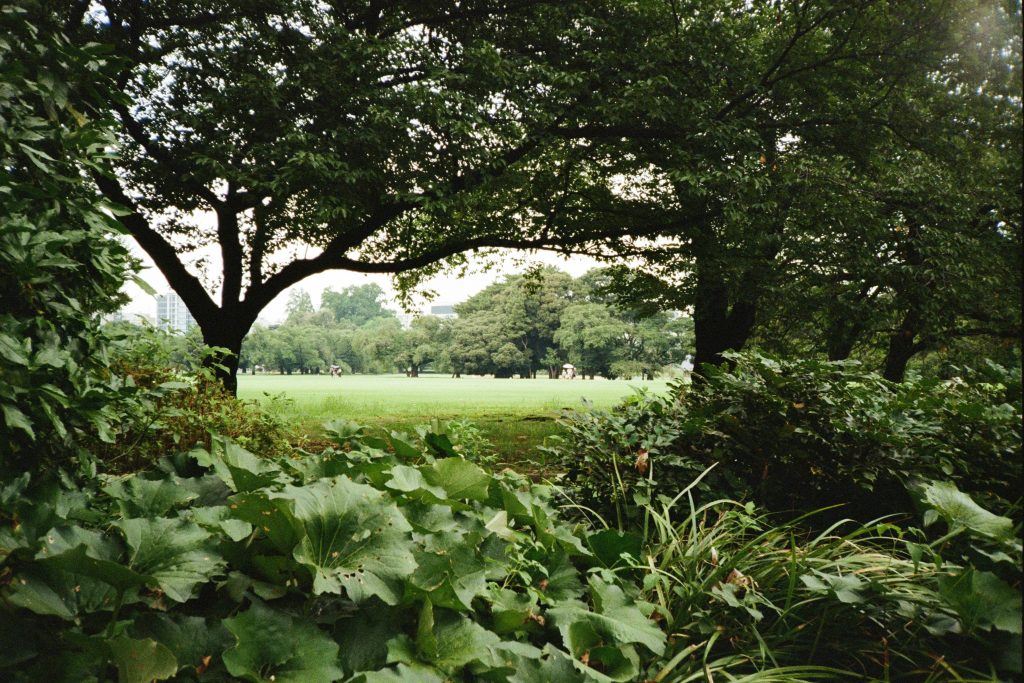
[237,373,673,468]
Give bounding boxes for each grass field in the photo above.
[237,373,673,467]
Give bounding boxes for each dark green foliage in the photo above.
[637,488,1021,680]
[0,7,141,472]
[0,432,668,682]
[549,352,1022,527]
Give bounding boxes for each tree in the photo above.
[320,284,395,327]
[395,316,444,377]
[554,304,627,379]
[456,267,575,377]
[352,317,404,374]
[539,0,1004,371]
[745,3,1022,379]
[285,288,315,321]
[60,1,646,392]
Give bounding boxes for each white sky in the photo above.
[120,239,603,325]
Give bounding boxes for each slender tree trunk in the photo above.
[883,224,926,383]
[882,308,923,382]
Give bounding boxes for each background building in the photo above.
[429,304,457,320]
[155,292,198,333]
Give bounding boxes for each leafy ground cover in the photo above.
[237,374,672,467]
[4,422,1019,682]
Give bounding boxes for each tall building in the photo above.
[155,292,198,334]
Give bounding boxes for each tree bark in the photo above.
[692,270,758,369]
[882,309,922,382]
[199,318,251,395]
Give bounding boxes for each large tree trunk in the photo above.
[692,274,758,369]
[199,315,252,395]
[826,317,862,361]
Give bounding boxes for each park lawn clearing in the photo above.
[237,373,672,468]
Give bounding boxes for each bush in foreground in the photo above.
[548,351,1022,528]
[2,423,1020,681]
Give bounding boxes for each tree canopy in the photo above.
[44,0,1022,390]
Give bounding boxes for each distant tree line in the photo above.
[236,269,693,379]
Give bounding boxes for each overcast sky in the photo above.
[120,240,603,325]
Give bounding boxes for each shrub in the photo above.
[0,432,668,682]
[0,8,143,475]
[548,352,1022,529]
[633,480,1021,680]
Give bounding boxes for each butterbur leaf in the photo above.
[230,492,298,553]
[921,481,1015,543]
[416,608,503,673]
[335,602,404,674]
[107,636,178,683]
[424,459,492,501]
[359,664,446,683]
[587,530,642,568]
[188,506,254,542]
[408,537,488,612]
[196,439,284,493]
[130,613,232,674]
[385,465,448,502]
[538,551,585,602]
[4,563,122,619]
[103,476,199,517]
[270,476,415,604]
[547,577,665,657]
[223,602,343,683]
[116,518,224,603]
[508,644,591,683]
[939,567,1022,635]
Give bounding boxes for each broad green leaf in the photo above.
[800,572,867,604]
[586,530,642,568]
[385,465,447,502]
[188,505,254,542]
[547,578,665,658]
[107,636,178,683]
[3,563,122,619]
[270,476,415,604]
[489,587,541,635]
[223,602,343,683]
[130,613,232,674]
[416,598,437,660]
[230,491,298,553]
[424,459,492,501]
[414,609,503,673]
[508,644,593,683]
[922,481,1015,542]
[539,551,585,602]
[116,518,224,603]
[196,439,284,493]
[335,603,405,675]
[103,476,199,517]
[359,664,445,683]
[408,535,488,611]
[939,568,1022,635]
